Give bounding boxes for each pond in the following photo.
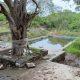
[0,35,75,52]
[30,36,74,54]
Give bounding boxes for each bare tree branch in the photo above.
[32,0,40,14]
[13,0,19,16]
[20,0,27,11]
[4,0,14,11]
[14,0,19,8]
[26,0,40,21]
[0,3,14,24]
[32,0,39,8]
[14,0,18,4]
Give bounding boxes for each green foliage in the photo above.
[0,14,6,21]
[0,11,80,38]
[65,38,80,56]
[1,11,80,32]
[49,37,70,46]
[31,11,80,31]
[31,16,49,27]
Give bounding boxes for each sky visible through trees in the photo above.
[0,0,80,14]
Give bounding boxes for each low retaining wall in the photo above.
[51,38,77,62]
[51,51,66,62]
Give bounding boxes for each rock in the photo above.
[42,56,49,60]
[65,54,76,61]
[75,59,80,67]
[15,59,26,68]
[75,71,80,77]
[8,50,12,55]
[0,64,4,70]
[41,49,48,56]
[26,62,36,68]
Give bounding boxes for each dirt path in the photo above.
[20,60,80,80]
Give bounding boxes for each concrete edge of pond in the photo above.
[49,51,65,61]
[49,37,78,62]
[62,37,79,50]
[28,35,50,41]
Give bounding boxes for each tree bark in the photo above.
[10,24,29,57]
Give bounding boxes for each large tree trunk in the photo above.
[0,0,39,57]
[11,24,29,57]
[12,38,27,57]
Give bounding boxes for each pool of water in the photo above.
[0,36,74,52]
[30,38,62,51]
[30,36,74,54]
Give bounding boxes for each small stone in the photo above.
[15,59,26,68]
[75,71,80,77]
[26,62,36,68]
[0,64,4,70]
[43,77,48,80]
[43,70,52,74]
[8,50,12,55]
[42,56,49,60]
[65,54,76,61]
[29,50,33,54]
[54,76,57,79]
[41,49,48,56]
[9,50,12,53]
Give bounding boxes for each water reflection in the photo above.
[30,36,73,54]
[31,38,62,49]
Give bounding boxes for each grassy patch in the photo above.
[49,37,70,46]
[0,21,10,33]
[49,29,80,37]
[27,28,49,39]
[65,38,80,56]
[31,48,42,54]
[0,26,10,33]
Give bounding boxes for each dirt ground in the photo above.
[19,60,80,80]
